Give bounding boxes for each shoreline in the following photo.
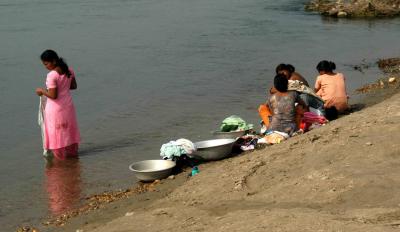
[23,60,400,232]
[63,84,400,232]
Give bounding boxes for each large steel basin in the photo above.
[129,160,176,182]
[192,139,235,161]
[213,130,245,139]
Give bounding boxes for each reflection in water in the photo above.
[45,158,82,216]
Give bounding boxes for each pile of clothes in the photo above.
[258,131,290,144]
[160,138,196,161]
[220,115,253,132]
[301,111,328,131]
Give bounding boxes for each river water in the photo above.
[1,0,400,230]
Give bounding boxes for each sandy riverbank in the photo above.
[62,88,400,232]
[27,69,400,231]
[16,57,400,232]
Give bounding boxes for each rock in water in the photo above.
[337,11,348,17]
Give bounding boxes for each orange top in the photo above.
[315,73,349,112]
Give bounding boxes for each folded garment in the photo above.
[258,131,289,144]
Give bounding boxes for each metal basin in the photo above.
[192,139,236,161]
[129,160,176,182]
[213,130,245,139]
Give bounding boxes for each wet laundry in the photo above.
[160,139,196,160]
[220,115,253,132]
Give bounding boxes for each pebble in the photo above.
[337,11,348,17]
[168,175,175,180]
[125,212,135,216]
[389,77,397,83]
[331,128,339,133]
[76,230,84,232]
[366,142,373,146]
[310,134,321,142]
[152,209,169,216]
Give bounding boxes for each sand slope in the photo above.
[81,92,400,232]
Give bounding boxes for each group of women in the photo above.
[259,61,349,136]
[35,49,348,161]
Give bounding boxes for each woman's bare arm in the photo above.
[36,88,57,99]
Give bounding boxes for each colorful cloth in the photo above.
[43,69,80,160]
[315,73,349,112]
[160,138,196,160]
[220,115,253,132]
[301,112,328,131]
[258,131,289,144]
[258,104,272,128]
[302,112,328,125]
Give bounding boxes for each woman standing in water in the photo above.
[35,50,80,160]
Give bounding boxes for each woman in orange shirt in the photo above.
[314,60,349,118]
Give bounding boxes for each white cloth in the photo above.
[287,80,324,101]
[175,138,196,155]
[38,97,52,157]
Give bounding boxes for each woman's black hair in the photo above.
[274,73,289,92]
[40,49,71,78]
[316,60,336,73]
[286,64,295,73]
[275,63,295,74]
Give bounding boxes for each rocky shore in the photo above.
[305,0,400,17]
